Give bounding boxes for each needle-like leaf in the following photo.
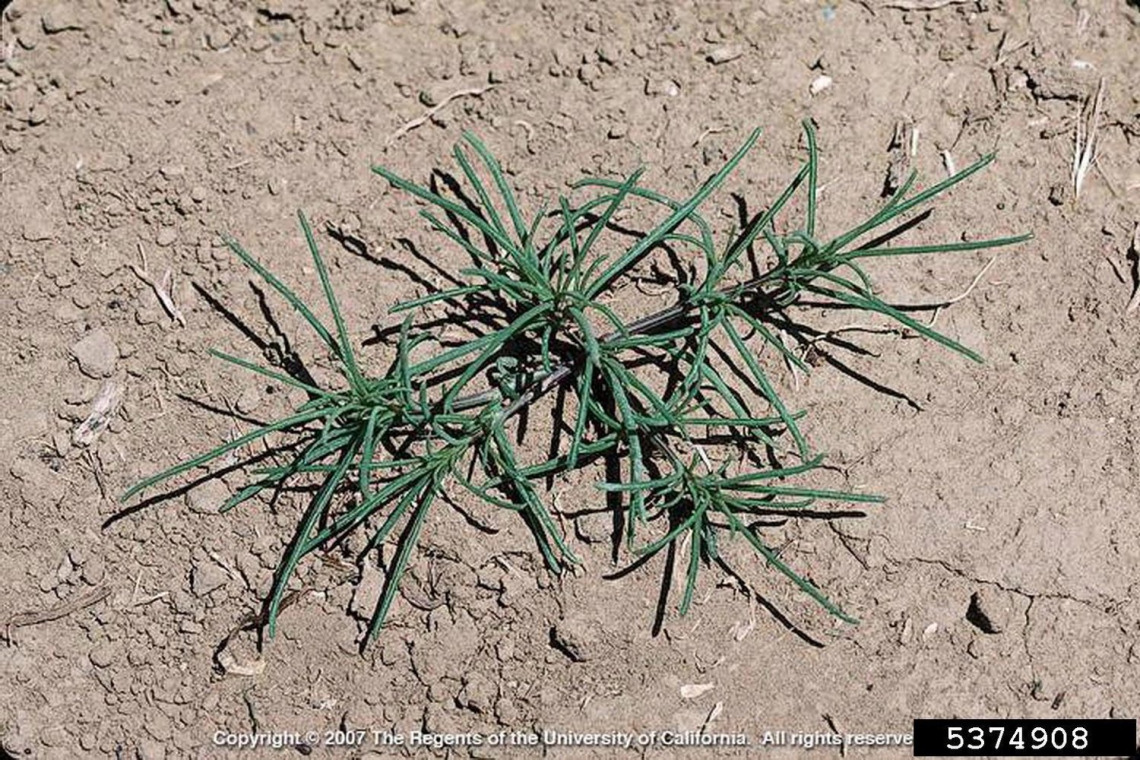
[122,122,1028,646]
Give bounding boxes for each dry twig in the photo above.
[802,257,998,353]
[73,380,123,447]
[897,256,996,308]
[386,85,495,146]
[130,243,186,326]
[3,586,112,643]
[1072,78,1106,200]
[882,0,968,9]
[694,124,729,147]
[512,119,535,141]
[941,149,957,178]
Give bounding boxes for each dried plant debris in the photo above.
[1072,78,1106,201]
[73,380,123,447]
[883,118,915,197]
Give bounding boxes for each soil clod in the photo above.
[190,561,228,597]
[41,8,84,34]
[550,618,594,662]
[71,329,119,378]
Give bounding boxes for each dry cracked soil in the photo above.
[1,0,1139,759]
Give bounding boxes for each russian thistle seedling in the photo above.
[123,121,1029,647]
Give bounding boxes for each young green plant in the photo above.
[123,120,1029,647]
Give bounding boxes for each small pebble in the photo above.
[578,63,601,84]
[680,683,715,699]
[190,186,208,203]
[155,227,177,247]
[596,44,619,65]
[645,77,680,97]
[90,643,117,668]
[706,44,744,65]
[809,74,833,96]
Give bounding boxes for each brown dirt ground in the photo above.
[2,0,1139,758]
